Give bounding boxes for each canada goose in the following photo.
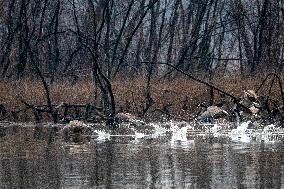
[113,113,145,125]
[198,105,229,122]
[62,120,91,134]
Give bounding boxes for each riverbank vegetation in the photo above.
[1,73,283,123]
[0,0,283,124]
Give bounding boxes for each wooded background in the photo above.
[0,0,283,79]
[0,0,283,121]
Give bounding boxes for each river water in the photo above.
[0,121,284,189]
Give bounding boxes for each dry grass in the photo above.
[0,73,283,122]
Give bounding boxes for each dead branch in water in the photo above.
[0,102,105,123]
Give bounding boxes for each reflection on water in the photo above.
[0,122,284,188]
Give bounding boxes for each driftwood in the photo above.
[0,101,104,123]
[0,106,30,121]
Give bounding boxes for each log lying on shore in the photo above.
[0,101,145,127]
[0,102,105,123]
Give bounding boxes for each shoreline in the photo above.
[1,74,283,124]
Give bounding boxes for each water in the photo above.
[0,122,284,189]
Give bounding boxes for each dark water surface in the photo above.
[0,124,284,189]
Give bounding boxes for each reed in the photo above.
[0,73,282,122]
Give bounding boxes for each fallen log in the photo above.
[0,101,105,123]
[0,107,30,121]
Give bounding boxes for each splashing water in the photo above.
[2,121,284,189]
[134,132,146,140]
[90,120,284,145]
[94,130,111,142]
[230,122,252,143]
[150,124,169,138]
